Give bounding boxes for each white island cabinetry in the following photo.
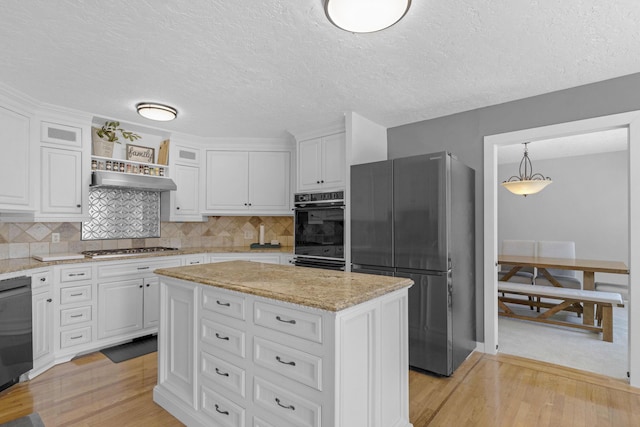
[154,261,413,427]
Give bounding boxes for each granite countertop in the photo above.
[0,246,293,275]
[155,260,414,312]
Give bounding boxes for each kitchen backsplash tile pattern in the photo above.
[0,216,293,259]
[81,188,161,240]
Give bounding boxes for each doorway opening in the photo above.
[483,111,640,387]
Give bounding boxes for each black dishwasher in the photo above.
[0,275,32,392]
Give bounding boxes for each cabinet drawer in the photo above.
[60,305,92,326]
[254,302,322,344]
[31,270,52,290]
[59,266,92,282]
[202,288,245,320]
[254,337,322,391]
[60,326,92,348]
[184,255,205,266]
[97,258,181,279]
[254,376,321,427]
[201,318,245,358]
[60,284,92,305]
[201,351,246,398]
[201,385,245,427]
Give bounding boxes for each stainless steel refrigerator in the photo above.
[351,152,475,376]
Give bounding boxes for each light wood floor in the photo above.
[1,351,639,426]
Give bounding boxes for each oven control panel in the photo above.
[294,191,344,205]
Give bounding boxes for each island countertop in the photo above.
[154,260,413,312]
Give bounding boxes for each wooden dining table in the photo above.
[498,254,629,326]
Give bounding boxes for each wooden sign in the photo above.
[126,144,155,164]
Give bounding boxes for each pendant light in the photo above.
[324,0,411,33]
[136,103,178,121]
[501,142,552,197]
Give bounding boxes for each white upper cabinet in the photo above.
[0,105,32,210]
[297,132,345,192]
[161,143,203,222]
[40,147,82,214]
[36,120,90,221]
[205,149,291,214]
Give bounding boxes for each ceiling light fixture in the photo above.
[136,103,178,121]
[501,142,552,197]
[324,0,411,33]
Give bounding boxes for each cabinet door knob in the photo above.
[76,204,81,208]
[46,298,52,303]
[146,284,150,287]
[176,206,180,210]
[316,180,320,184]
[244,203,248,206]
[40,277,46,281]
[248,203,252,206]
[139,285,143,288]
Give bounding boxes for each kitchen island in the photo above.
[153,261,414,427]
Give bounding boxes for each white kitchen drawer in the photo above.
[97,258,181,279]
[201,351,246,398]
[60,305,92,326]
[184,254,205,266]
[254,302,323,344]
[30,270,52,290]
[201,318,246,358]
[254,376,321,427]
[201,384,245,427]
[60,326,92,348]
[202,288,245,321]
[60,284,92,305]
[59,265,92,282]
[254,337,322,391]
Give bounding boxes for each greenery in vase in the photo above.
[96,121,141,143]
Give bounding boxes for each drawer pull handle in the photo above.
[275,397,295,411]
[69,273,85,277]
[215,368,229,377]
[215,333,230,341]
[189,261,200,265]
[70,335,83,340]
[276,356,296,366]
[216,300,231,307]
[70,314,83,318]
[214,404,229,415]
[40,277,46,282]
[70,293,83,297]
[276,315,296,325]
[137,267,150,270]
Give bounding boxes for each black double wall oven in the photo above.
[293,191,345,270]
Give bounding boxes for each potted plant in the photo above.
[92,121,141,157]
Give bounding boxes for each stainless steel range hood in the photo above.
[91,170,177,192]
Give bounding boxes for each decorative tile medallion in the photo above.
[81,188,160,240]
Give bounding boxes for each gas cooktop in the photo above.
[81,247,179,259]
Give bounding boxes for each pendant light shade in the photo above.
[136,103,178,121]
[324,0,411,33]
[501,143,552,197]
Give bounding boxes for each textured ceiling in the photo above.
[1,1,640,138]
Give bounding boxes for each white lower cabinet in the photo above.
[55,265,95,356]
[31,269,53,375]
[154,278,411,427]
[97,258,181,339]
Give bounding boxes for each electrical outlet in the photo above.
[51,233,60,243]
[244,231,254,239]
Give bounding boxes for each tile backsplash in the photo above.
[0,216,293,260]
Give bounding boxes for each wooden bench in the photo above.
[497,281,624,342]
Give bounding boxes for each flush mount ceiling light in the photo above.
[501,142,552,197]
[324,0,411,33]
[136,103,178,121]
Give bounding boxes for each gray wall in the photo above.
[498,151,628,285]
[387,72,640,341]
